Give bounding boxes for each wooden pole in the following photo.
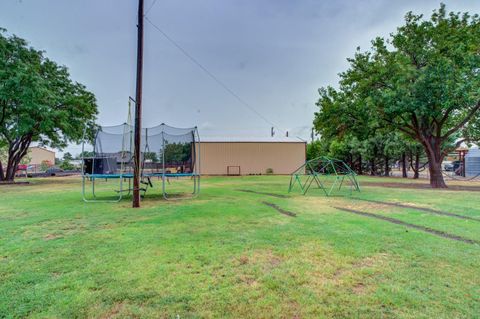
[133,0,144,208]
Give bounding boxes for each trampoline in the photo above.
[81,123,200,202]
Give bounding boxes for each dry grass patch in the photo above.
[44,233,63,241]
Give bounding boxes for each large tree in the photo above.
[0,29,98,181]
[316,5,480,188]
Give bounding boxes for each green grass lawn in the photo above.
[1,175,479,318]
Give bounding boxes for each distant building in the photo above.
[27,147,55,166]
[195,137,306,175]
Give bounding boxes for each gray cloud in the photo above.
[1,0,479,156]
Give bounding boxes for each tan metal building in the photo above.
[196,137,306,175]
[27,146,55,166]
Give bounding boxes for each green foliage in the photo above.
[19,151,31,165]
[314,5,480,187]
[63,152,73,161]
[0,145,7,164]
[306,140,322,160]
[144,151,159,163]
[163,143,191,164]
[59,160,74,171]
[0,29,98,180]
[59,152,75,170]
[78,151,94,159]
[39,160,52,172]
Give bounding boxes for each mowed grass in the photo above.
[0,175,479,318]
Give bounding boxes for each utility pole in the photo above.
[133,0,144,208]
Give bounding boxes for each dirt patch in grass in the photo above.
[233,249,284,290]
[255,250,282,270]
[237,189,288,198]
[353,253,389,268]
[296,243,392,307]
[361,181,480,192]
[235,249,283,271]
[335,206,480,245]
[333,253,389,280]
[101,302,125,319]
[353,198,480,222]
[352,282,367,295]
[263,202,296,217]
[238,255,249,265]
[44,233,63,241]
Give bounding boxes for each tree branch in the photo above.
[0,99,7,127]
[442,100,480,139]
[439,104,457,127]
[380,115,417,139]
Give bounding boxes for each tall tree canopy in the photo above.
[315,5,480,188]
[0,29,98,181]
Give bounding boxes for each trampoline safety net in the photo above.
[81,123,200,202]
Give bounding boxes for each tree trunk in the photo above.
[413,151,420,179]
[5,162,17,181]
[4,135,33,181]
[425,153,446,188]
[384,155,390,176]
[358,155,363,175]
[422,137,447,188]
[401,152,407,178]
[0,161,4,181]
[370,159,375,176]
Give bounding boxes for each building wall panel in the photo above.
[28,147,55,166]
[196,142,305,175]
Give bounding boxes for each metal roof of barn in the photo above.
[200,136,306,143]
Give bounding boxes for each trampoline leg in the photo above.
[162,174,167,200]
[192,175,197,195]
[82,176,88,202]
[118,176,123,202]
[194,175,201,197]
[81,176,125,203]
[92,178,96,199]
[126,178,132,196]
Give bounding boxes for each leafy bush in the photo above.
[40,160,52,172]
[60,160,75,171]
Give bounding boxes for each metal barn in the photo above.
[195,137,306,175]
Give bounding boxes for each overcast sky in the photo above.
[1,0,480,156]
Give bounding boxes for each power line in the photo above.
[145,0,158,16]
[144,16,286,133]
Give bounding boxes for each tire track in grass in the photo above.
[263,202,296,217]
[353,198,480,222]
[334,206,479,245]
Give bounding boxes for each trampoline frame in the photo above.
[81,124,201,202]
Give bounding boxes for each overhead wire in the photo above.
[145,0,158,16]
[143,15,287,134]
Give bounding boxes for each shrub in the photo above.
[60,160,75,171]
[40,160,53,172]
